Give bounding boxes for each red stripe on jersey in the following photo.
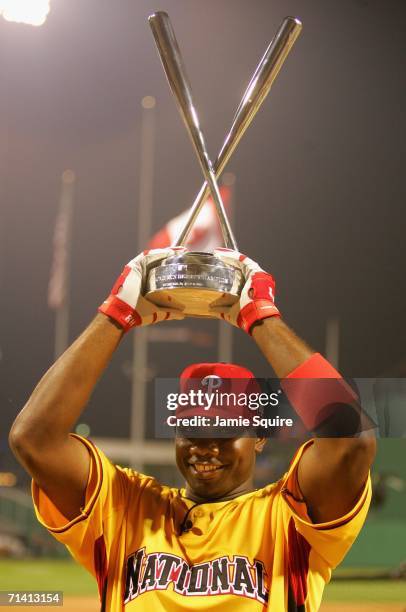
[287,517,311,609]
[94,535,108,609]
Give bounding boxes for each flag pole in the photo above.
[217,172,236,364]
[50,169,75,360]
[130,96,156,469]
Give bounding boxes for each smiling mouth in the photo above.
[189,463,224,476]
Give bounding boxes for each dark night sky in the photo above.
[1,0,406,447]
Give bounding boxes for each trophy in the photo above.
[145,12,302,316]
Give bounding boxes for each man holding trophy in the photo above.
[9,244,375,610]
[9,12,375,611]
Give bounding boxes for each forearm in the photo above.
[212,246,375,521]
[252,315,370,435]
[252,315,375,519]
[252,317,314,377]
[10,313,123,447]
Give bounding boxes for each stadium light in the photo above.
[0,0,51,26]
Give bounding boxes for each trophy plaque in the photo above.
[146,251,243,316]
[145,12,302,317]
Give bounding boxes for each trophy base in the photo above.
[146,286,239,317]
[145,251,243,317]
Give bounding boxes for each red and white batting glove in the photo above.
[98,248,186,332]
[210,248,281,334]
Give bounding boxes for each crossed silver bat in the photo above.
[148,12,302,250]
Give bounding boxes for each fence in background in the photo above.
[0,488,66,557]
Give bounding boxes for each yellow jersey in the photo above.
[32,436,371,611]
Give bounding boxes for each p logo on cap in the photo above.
[201,375,222,394]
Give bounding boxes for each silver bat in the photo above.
[176,16,302,247]
[149,11,237,248]
[149,12,302,248]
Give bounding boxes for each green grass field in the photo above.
[0,559,405,603]
[0,560,97,597]
[324,579,406,603]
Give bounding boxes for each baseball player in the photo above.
[9,248,375,611]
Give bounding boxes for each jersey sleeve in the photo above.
[31,434,147,586]
[280,440,372,569]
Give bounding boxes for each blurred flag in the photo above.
[147,185,232,251]
[48,170,75,310]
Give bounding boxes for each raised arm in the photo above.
[9,248,184,520]
[9,316,124,520]
[252,317,376,522]
[212,248,376,523]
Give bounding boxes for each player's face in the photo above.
[175,436,266,502]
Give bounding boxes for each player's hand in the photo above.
[210,248,280,334]
[98,248,186,332]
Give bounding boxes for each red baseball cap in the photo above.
[176,362,261,421]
